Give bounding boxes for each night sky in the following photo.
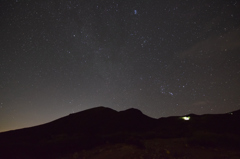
[1,0,240,132]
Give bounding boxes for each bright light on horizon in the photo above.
[181,116,190,121]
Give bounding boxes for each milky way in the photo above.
[0,0,240,132]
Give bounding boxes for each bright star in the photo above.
[134,10,137,15]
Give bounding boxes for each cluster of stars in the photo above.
[0,0,239,132]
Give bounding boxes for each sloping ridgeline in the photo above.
[0,107,239,159]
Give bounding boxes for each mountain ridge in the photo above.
[1,106,240,134]
[0,106,240,159]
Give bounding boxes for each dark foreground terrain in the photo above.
[0,107,240,159]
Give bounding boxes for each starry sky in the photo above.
[1,0,240,132]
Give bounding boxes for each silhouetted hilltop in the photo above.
[1,107,240,140]
[119,108,143,115]
[0,107,240,159]
[0,107,156,143]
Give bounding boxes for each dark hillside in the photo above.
[0,107,239,159]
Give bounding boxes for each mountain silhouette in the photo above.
[0,106,240,159]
